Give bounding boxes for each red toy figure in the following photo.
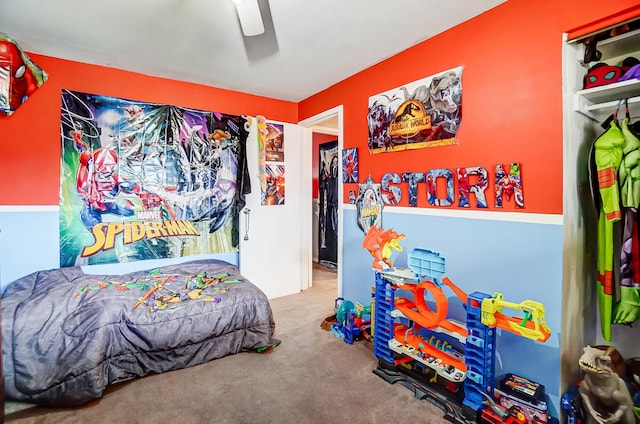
[362,226,406,270]
[0,34,47,115]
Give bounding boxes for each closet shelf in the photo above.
[596,27,640,62]
[585,96,640,112]
[574,79,640,118]
[577,79,640,104]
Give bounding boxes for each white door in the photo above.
[239,118,312,299]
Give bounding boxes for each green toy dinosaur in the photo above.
[578,345,635,424]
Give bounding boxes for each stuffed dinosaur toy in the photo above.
[578,345,635,424]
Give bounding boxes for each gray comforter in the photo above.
[2,259,277,406]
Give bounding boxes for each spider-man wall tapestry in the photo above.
[59,90,250,266]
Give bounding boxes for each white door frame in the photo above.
[298,105,344,297]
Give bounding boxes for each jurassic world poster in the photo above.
[367,66,462,154]
[59,90,249,267]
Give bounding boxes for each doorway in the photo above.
[299,106,343,298]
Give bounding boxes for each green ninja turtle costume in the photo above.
[594,119,625,342]
[616,116,640,327]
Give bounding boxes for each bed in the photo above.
[1,259,278,407]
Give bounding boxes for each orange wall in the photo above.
[0,54,297,205]
[3,0,639,210]
[298,0,640,215]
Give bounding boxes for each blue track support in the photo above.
[373,272,395,363]
[463,291,496,412]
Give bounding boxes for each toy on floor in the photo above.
[481,391,531,424]
[578,345,635,424]
[368,246,554,424]
[624,357,640,422]
[331,298,372,344]
[385,249,551,387]
[494,373,549,424]
[561,385,584,424]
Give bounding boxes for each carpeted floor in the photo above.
[4,263,452,423]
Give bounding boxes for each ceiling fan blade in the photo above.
[233,0,265,37]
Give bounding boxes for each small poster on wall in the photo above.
[258,117,286,206]
[342,147,358,183]
[264,122,284,162]
[367,66,462,154]
[262,163,285,205]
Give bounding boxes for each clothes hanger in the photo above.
[600,98,632,129]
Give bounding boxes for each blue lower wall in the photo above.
[342,207,563,417]
[0,208,238,292]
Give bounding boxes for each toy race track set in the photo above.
[362,228,556,424]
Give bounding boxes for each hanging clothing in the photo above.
[615,116,640,326]
[593,119,625,342]
[618,116,640,208]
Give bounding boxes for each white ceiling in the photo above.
[0,0,505,102]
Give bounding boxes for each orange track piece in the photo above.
[395,279,468,339]
[394,324,466,373]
